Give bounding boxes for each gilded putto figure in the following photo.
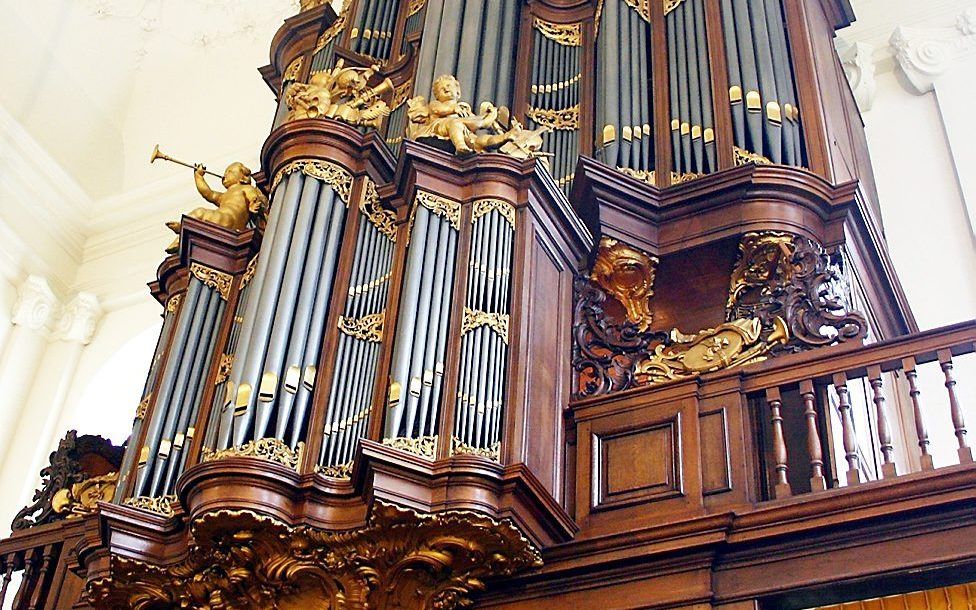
[406,74,549,160]
[166,161,269,253]
[286,59,394,128]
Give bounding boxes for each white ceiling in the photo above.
[0,0,972,210]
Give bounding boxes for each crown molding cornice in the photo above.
[891,8,976,93]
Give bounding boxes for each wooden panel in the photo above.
[521,232,567,496]
[701,408,732,495]
[652,237,739,335]
[592,416,682,510]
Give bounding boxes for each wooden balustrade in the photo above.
[710,320,976,499]
[0,544,60,610]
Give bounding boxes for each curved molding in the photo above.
[891,9,976,94]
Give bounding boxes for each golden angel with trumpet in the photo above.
[150,146,269,253]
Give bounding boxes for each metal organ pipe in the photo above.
[721,0,804,165]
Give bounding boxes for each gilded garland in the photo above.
[461,308,510,343]
[337,311,385,343]
[472,198,516,228]
[382,435,438,459]
[189,262,233,300]
[122,494,177,517]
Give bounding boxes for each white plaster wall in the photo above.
[864,69,976,329]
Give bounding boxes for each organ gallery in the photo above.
[3,0,976,609]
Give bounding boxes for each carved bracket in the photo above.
[88,503,541,610]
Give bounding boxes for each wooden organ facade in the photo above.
[2,1,975,609]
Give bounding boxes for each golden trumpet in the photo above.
[149,144,222,179]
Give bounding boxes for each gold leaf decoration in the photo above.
[317,461,354,478]
[636,317,789,385]
[382,435,437,459]
[461,308,510,343]
[416,190,461,229]
[165,293,182,314]
[135,394,150,420]
[663,0,686,16]
[52,473,119,516]
[526,105,580,130]
[190,263,233,300]
[270,159,354,203]
[242,256,258,287]
[201,438,304,471]
[451,437,501,461]
[590,238,658,332]
[123,494,177,517]
[733,146,773,166]
[533,18,582,46]
[337,311,385,343]
[214,354,235,385]
[361,178,397,241]
[472,198,515,228]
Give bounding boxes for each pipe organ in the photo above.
[4,2,929,610]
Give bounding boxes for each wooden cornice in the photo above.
[393,140,593,265]
[259,3,338,94]
[572,155,858,255]
[261,118,398,187]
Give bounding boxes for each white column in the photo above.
[892,9,976,241]
[0,287,102,534]
[0,275,59,466]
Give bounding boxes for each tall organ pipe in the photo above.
[721,0,804,165]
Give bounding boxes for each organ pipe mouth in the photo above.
[285,366,301,394]
[303,366,316,391]
[235,384,252,415]
[259,372,278,402]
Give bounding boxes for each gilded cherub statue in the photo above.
[165,161,269,253]
[406,74,550,160]
[285,59,393,128]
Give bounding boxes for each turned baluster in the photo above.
[833,372,861,484]
[765,387,792,498]
[867,365,897,478]
[26,545,55,610]
[0,555,14,608]
[799,380,827,491]
[938,349,974,463]
[902,356,934,471]
[11,548,37,610]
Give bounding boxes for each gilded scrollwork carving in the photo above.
[406,75,549,160]
[617,167,702,186]
[88,503,541,610]
[337,311,385,343]
[271,159,354,202]
[361,178,397,241]
[51,473,118,516]
[635,317,789,384]
[382,435,438,459]
[461,307,510,343]
[12,431,124,531]
[286,59,394,128]
[727,232,868,352]
[165,293,182,313]
[472,198,516,228]
[451,437,501,461]
[201,438,304,471]
[526,105,580,131]
[122,495,177,517]
[416,189,461,229]
[190,262,233,300]
[214,353,235,385]
[590,238,658,332]
[733,146,773,166]
[533,18,582,46]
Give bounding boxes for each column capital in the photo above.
[836,39,876,112]
[891,9,976,94]
[11,275,59,335]
[56,292,102,345]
